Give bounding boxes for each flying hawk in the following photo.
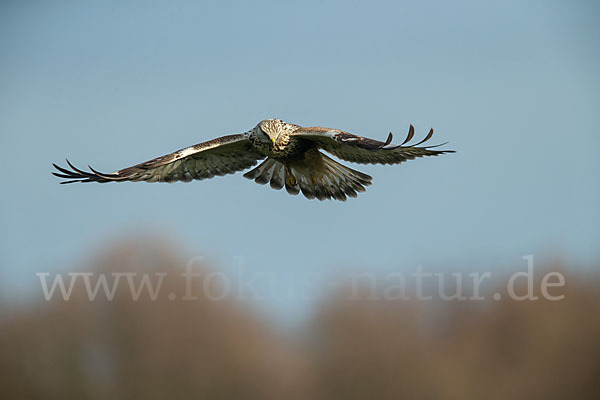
[52,119,454,201]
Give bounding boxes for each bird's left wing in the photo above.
[291,125,454,165]
[52,134,265,183]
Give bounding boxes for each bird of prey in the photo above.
[52,119,454,201]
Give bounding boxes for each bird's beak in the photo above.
[271,138,276,143]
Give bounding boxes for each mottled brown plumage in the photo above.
[52,119,454,201]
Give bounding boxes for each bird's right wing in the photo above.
[52,134,265,183]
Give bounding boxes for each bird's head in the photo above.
[257,119,284,143]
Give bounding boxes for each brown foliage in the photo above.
[1,239,599,399]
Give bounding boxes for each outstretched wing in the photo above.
[291,125,454,165]
[52,134,265,184]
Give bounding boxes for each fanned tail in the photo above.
[243,152,372,201]
[243,158,286,190]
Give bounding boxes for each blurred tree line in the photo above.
[1,238,599,399]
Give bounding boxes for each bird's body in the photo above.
[53,119,454,201]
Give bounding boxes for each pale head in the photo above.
[257,119,287,143]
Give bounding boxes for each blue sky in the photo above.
[1,0,598,321]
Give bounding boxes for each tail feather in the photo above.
[254,159,278,184]
[244,152,372,201]
[269,163,285,190]
[297,175,315,199]
[284,168,300,195]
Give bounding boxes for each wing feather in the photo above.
[291,125,454,165]
[52,134,265,184]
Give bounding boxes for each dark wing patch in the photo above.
[52,134,265,184]
[292,125,454,165]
